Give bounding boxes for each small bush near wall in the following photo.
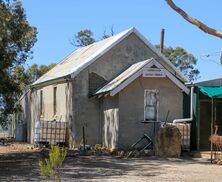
[38,145,67,182]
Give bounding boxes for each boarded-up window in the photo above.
[144,90,159,121]
[40,90,43,116]
[53,87,57,115]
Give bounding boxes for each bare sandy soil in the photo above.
[0,143,38,154]
[0,149,222,182]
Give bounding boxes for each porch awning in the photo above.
[198,86,222,98]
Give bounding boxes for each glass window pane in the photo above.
[145,90,158,121]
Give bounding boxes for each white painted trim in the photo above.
[95,59,152,95]
[148,59,164,69]
[133,29,188,82]
[145,59,190,94]
[71,27,187,82]
[71,28,135,79]
[142,68,166,78]
[144,89,159,122]
[34,27,187,87]
[110,58,189,96]
[110,70,143,96]
[163,69,190,94]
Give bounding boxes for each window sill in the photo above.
[141,120,161,123]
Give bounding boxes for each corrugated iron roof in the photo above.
[32,28,134,86]
[95,58,190,96]
[32,27,187,87]
[190,76,222,87]
[95,59,152,95]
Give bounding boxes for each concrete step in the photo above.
[191,151,222,159]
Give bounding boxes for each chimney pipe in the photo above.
[160,29,165,53]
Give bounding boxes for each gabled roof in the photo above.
[32,27,187,87]
[96,59,151,95]
[95,58,190,96]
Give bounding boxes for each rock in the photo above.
[86,150,94,155]
[73,147,79,152]
[213,159,219,164]
[100,147,106,152]
[134,150,140,158]
[68,149,79,157]
[118,150,125,157]
[94,144,102,152]
[155,124,181,158]
[142,149,154,156]
[110,148,117,155]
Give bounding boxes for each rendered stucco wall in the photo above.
[22,32,185,147]
[20,81,72,144]
[34,82,68,122]
[71,32,162,146]
[102,95,119,149]
[118,76,183,149]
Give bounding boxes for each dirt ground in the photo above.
[0,143,39,154]
[1,146,222,182]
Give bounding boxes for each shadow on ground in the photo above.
[61,156,162,181]
[0,151,41,181]
[0,152,211,181]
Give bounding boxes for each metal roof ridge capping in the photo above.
[32,27,187,87]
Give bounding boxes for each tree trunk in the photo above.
[165,0,222,39]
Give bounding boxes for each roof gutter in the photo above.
[31,75,72,89]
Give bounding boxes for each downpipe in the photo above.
[173,86,194,125]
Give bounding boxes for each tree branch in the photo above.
[165,0,222,39]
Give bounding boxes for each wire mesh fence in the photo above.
[34,120,67,147]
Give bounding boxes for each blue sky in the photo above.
[21,0,222,81]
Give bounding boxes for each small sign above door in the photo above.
[142,68,166,78]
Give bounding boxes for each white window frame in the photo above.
[144,89,159,122]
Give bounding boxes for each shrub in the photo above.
[38,145,67,182]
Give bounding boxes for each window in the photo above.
[53,87,57,115]
[40,90,43,116]
[144,90,159,121]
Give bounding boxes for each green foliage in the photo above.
[0,0,37,118]
[11,63,56,91]
[26,63,57,84]
[156,45,200,81]
[0,62,56,127]
[73,29,95,47]
[38,146,67,182]
[73,29,199,81]
[72,27,115,47]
